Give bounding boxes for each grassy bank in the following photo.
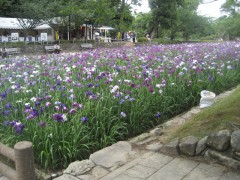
[167,86,240,141]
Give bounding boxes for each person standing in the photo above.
[132,31,136,43]
[146,34,151,42]
[2,47,7,59]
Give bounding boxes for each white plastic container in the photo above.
[200,90,216,108]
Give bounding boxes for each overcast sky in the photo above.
[133,0,226,18]
[197,0,226,18]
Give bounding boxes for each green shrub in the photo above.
[137,37,148,43]
[152,38,176,44]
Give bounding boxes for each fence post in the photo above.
[14,141,36,180]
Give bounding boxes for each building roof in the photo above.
[0,17,51,30]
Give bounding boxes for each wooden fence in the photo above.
[0,141,36,180]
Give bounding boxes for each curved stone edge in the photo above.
[159,129,240,171]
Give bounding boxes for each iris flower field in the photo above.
[1,41,240,170]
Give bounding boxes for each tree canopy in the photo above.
[1,0,240,41]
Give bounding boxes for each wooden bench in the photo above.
[80,43,93,49]
[0,47,21,58]
[45,45,62,54]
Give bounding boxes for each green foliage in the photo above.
[148,0,184,38]
[131,12,153,37]
[221,0,240,15]
[177,0,214,41]
[0,0,14,17]
[137,37,148,42]
[215,14,240,40]
[152,38,176,44]
[199,34,218,41]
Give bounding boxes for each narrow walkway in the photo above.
[100,152,239,180]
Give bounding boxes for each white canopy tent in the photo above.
[0,17,53,42]
[96,26,115,41]
[0,17,51,30]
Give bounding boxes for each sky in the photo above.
[197,0,226,18]
[133,0,226,18]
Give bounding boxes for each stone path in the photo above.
[100,152,240,180]
[53,140,240,180]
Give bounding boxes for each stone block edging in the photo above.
[160,129,240,170]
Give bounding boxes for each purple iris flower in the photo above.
[45,95,51,100]
[87,83,93,88]
[97,75,102,80]
[119,99,125,104]
[72,102,79,107]
[61,86,66,91]
[81,117,88,123]
[55,101,62,105]
[14,123,25,134]
[32,109,39,116]
[131,83,136,88]
[35,101,41,106]
[115,66,121,71]
[85,91,93,96]
[208,75,214,81]
[149,87,154,93]
[9,121,25,134]
[155,112,161,118]
[56,80,61,85]
[37,97,44,101]
[70,108,77,114]
[52,114,64,122]
[40,106,45,114]
[2,110,10,116]
[89,94,98,100]
[142,71,147,77]
[39,121,46,127]
[3,120,10,126]
[129,98,135,102]
[5,103,12,109]
[25,104,31,109]
[0,91,7,99]
[27,114,35,120]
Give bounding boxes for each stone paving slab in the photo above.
[90,141,132,168]
[139,153,173,169]
[99,151,155,180]
[54,174,79,180]
[219,172,240,180]
[147,157,199,180]
[113,173,144,180]
[183,163,227,180]
[0,177,9,180]
[124,164,157,179]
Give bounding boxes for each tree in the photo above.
[215,14,240,40]
[221,0,240,15]
[131,12,153,37]
[0,0,14,17]
[148,0,184,38]
[177,0,214,40]
[215,0,240,40]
